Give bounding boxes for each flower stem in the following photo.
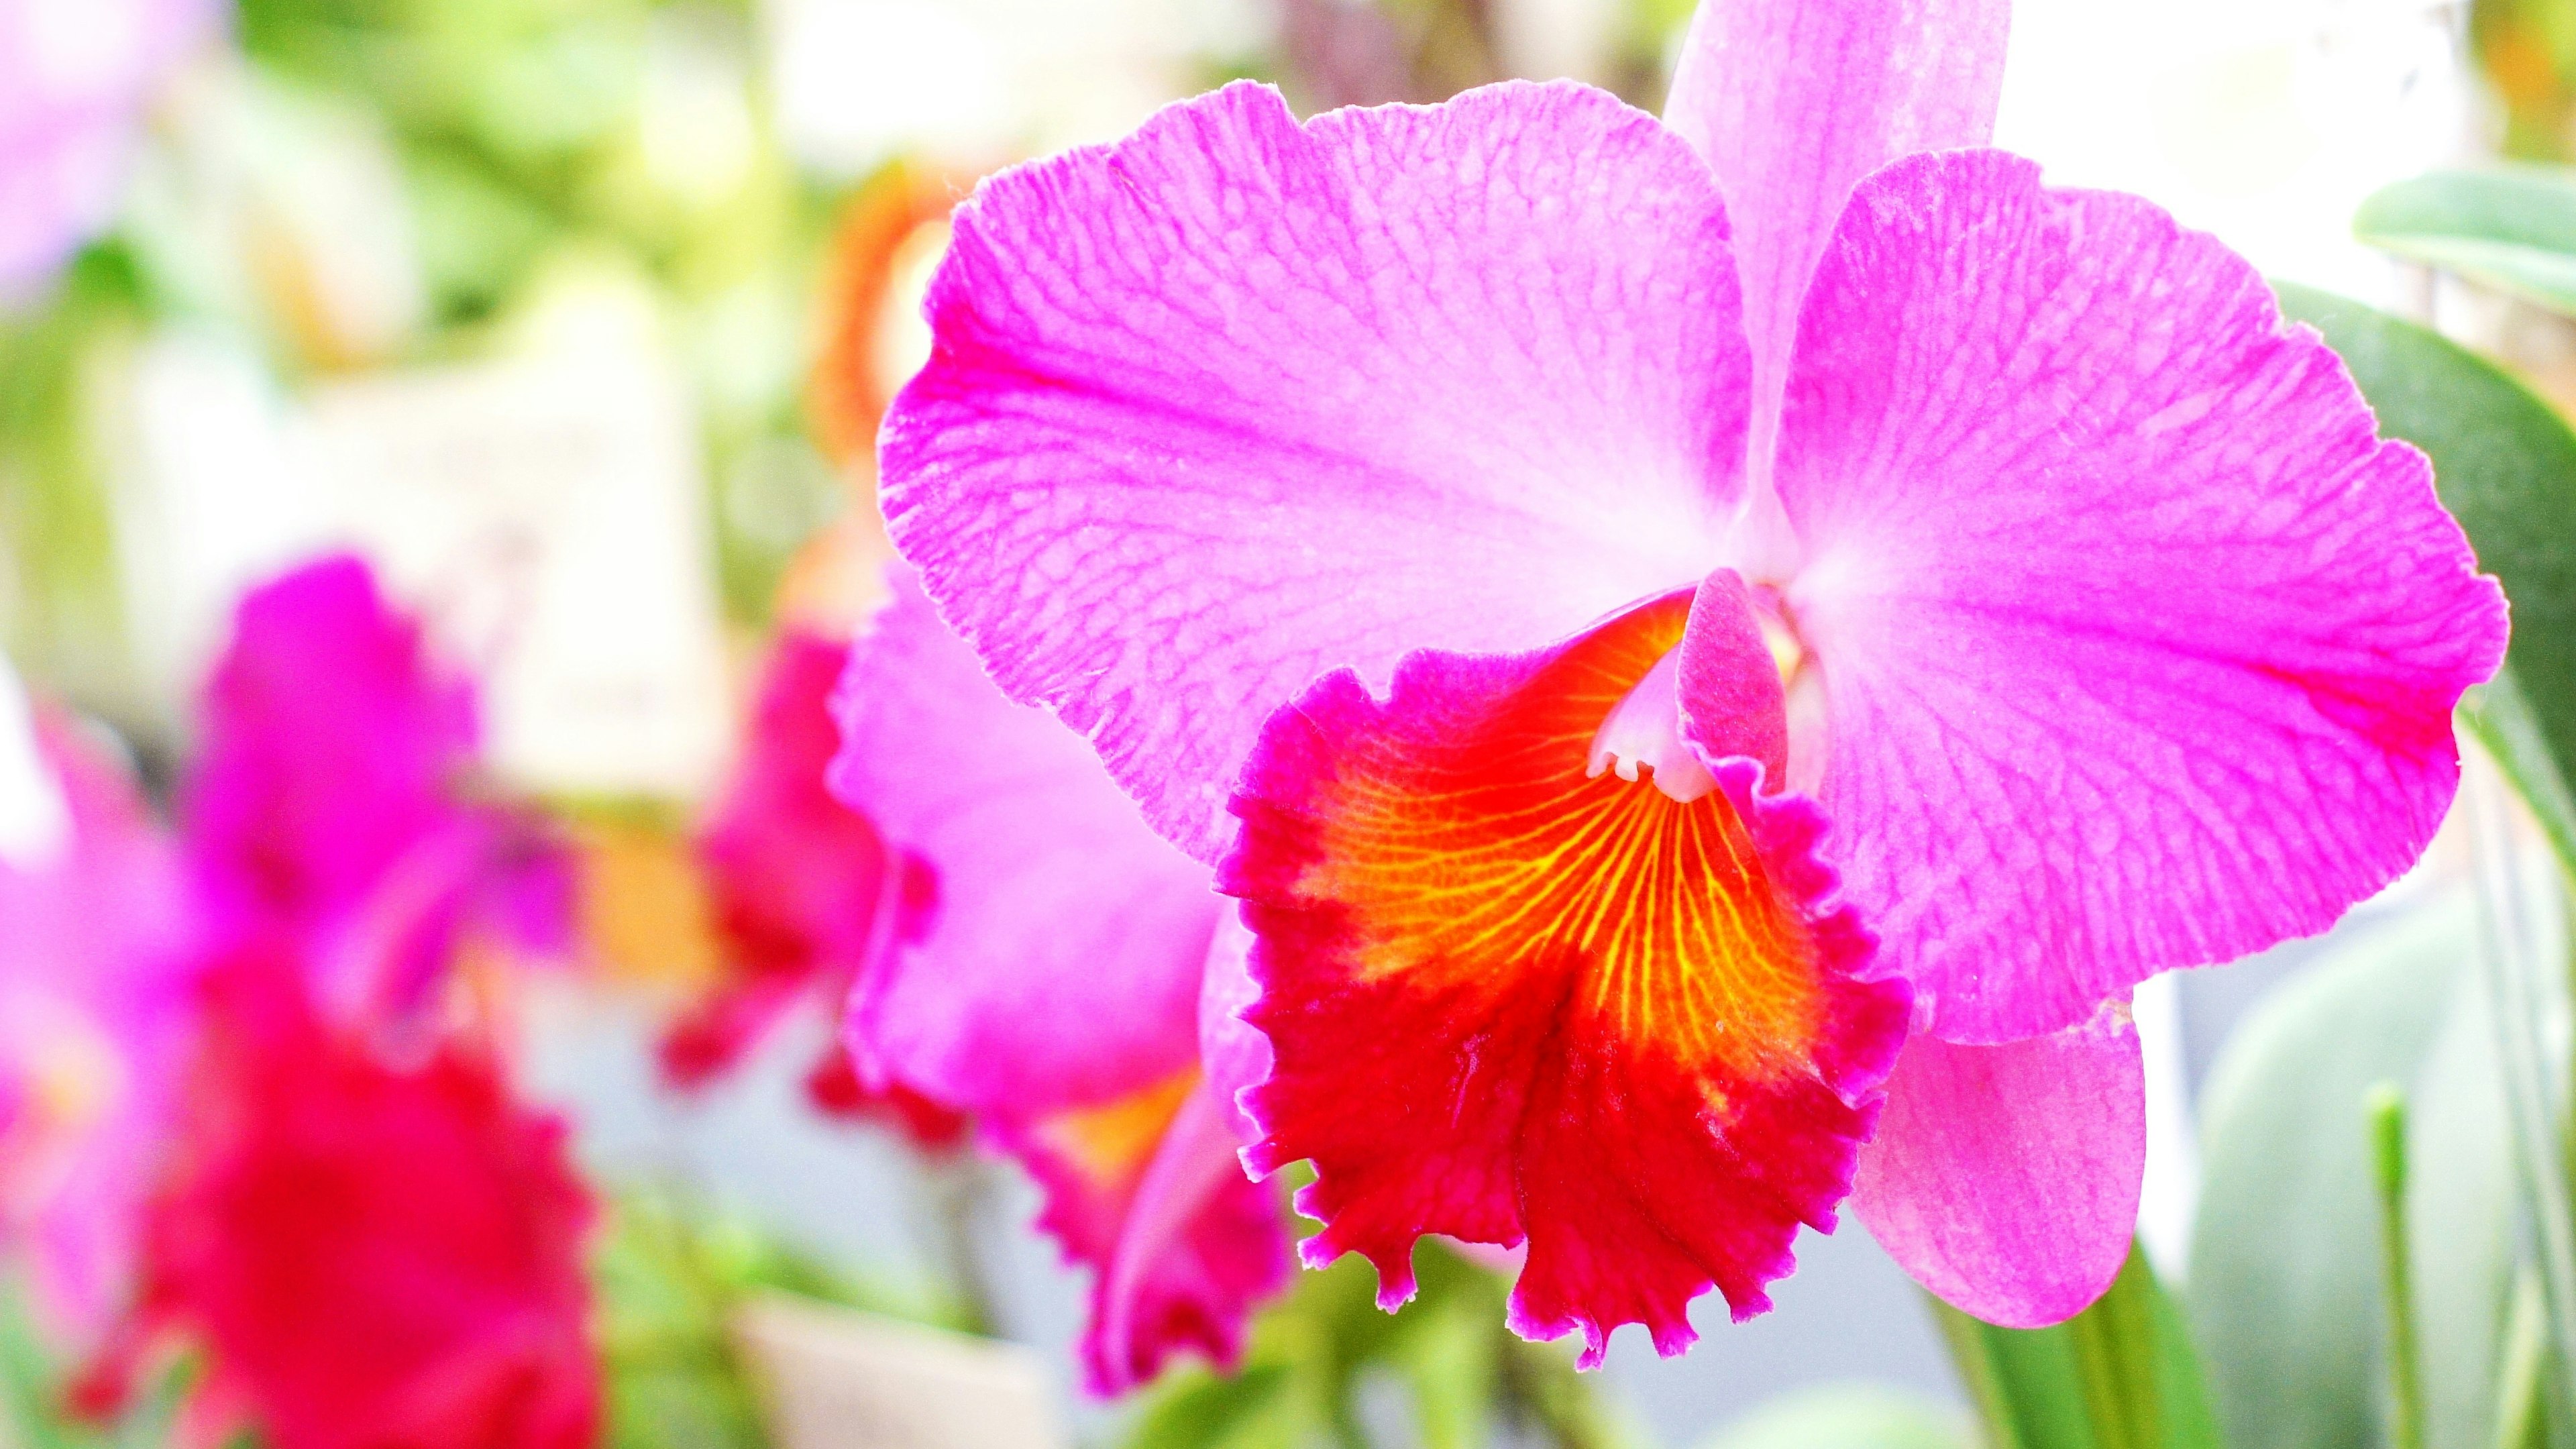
[2467,760,2576,1426]
[2368,1081,2425,1449]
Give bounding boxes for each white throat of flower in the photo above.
[1586,647,1716,804]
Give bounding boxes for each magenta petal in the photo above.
[997,1077,1290,1397]
[1851,1010,2145,1326]
[828,568,1214,1114]
[882,78,1751,861]
[1081,1083,1289,1395]
[1663,0,2007,475]
[1195,908,1267,1155]
[1781,150,2508,1041]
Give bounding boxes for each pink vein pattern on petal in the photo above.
[1779,149,2508,1041]
[881,78,1750,861]
[1662,0,2007,480]
[1851,1008,2144,1326]
[999,1075,1289,1396]
[828,568,1214,1115]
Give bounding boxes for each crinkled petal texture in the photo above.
[882,78,1750,861]
[1225,591,1909,1364]
[997,1073,1289,1395]
[828,569,1214,1113]
[1780,150,2508,1042]
[1850,1008,2145,1326]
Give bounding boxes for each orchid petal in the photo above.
[1780,150,2508,1040]
[881,79,1750,861]
[1195,908,1267,1155]
[1663,0,2008,496]
[0,720,198,1344]
[1851,1009,2145,1327]
[1001,1076,1289,1395]
[1225,593,1907,1362]
[664,631,890,1091]
[828,568,1212,1114]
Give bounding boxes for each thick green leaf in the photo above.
[2187,900,2516,1449]
[2356,169,2576,316]
[1934,1244,2221,1449]
[2273,283,2576,873]
[1699,1385,1972,1449]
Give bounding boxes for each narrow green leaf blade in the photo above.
[2272,282,2576,873]
[2356,168,2576,315]
[2187,900,2516,1449]
[1934,1245,2220,1449]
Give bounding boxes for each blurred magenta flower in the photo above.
[0,0,219,299]
[830,570,1287,1394]
[659,627,968,1151]
[873,0,2508,1354]
[0,712,198,1346]
[78,952,597,1449]
[186,555,570,1027]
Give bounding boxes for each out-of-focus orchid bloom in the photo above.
[829,569,1287,1394]
[79,953,597,1449]
[658,627,969,1152]
[0,707,197,1345]
[185,555,570,1026]
[874,0,2508,1356]
[0,0,219,299]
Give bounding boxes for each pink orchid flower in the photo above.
[185,555,570,1026]
[76,949,598,1449]
[659,627,969,1152]
[872,0,2508,1358]
[0,712,198,1346]
[0,0,221,299]
[828,569,1289,1394]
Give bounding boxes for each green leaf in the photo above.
[2187,899,2517,1449]
[2357,169,2576,316]
[2272,282,2576,873]
[1933,1244,2222,1449]
[1698,1385,1972,1449]
[1116,1236,1637,1449]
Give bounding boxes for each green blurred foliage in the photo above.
[1120,1237,1636,1449]
[1933,1247,2221,1449]
[2357,169,2576,319]
[2187,901,2519,1449]
[2475,0,2576,162]
[1695,1385,1970,1449]
[594,1187,972,1449]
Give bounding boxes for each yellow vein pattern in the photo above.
[1301,594,1823,1083]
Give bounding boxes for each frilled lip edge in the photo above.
[1211,606,1913,1367]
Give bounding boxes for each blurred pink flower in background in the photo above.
[78,950,598,1449]
[0,714,199,1346]
[830,569,1287,1394]
[0,0,221,298]
[184,555,571,1029]
[660,626,969,1151]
